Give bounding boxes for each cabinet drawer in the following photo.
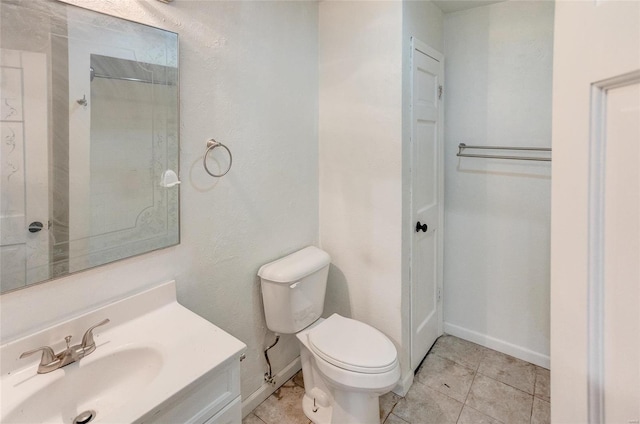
[140,359,240,424]
[203,397,241,424]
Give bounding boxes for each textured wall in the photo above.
[0,0,319,405]
[443,1,553,367]
[318,0,403,371]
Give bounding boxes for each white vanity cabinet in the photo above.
[204,398,242,424]
[141,355,242,424]
[0,281,246,424]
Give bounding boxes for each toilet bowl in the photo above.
[258,247,400,424]
[297,315,401,424]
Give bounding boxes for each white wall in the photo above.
[319,0,443,393]
[319,0,403,360]
[442,1,554,367]
[551,1,640,421]
[0,0,319,407]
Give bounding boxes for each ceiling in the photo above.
[432,0,506,14]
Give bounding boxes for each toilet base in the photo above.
[302,390,381,424]
[302,393,332,424]
[297,320,397,424]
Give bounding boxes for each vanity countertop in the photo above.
[0,281,246,424]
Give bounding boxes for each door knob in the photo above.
[28,221,44,233]
[416,221,428,233]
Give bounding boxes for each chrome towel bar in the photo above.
[457,143,551,162]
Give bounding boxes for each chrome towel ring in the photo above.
[203,138,232,177]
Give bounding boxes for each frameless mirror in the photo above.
[0,0,179,293]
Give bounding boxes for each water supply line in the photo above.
[264,334,280,385]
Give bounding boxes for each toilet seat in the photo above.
[308,314,398,374]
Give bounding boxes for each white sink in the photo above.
[3,347,163,423]
[0,281,246,424]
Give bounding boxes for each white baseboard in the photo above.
[241,356,302,418]
[392,369,414,397]
[443,322,550,369]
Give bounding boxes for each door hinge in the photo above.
[438,85,443,100]
[437,287,442,302]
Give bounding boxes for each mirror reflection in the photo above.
[0,0,179,293]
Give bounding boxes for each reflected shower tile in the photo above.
[477,349,536,394]
[1,123,25,238]
[415,353,475,402]
[0,245,26,292]
[467,375,533,424]
[0,67,23,121]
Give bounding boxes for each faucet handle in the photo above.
[80,318,110,353]
[20,346,57,366]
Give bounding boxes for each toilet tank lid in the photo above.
[258,246,331,283]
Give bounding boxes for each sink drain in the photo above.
[72,410,96,424]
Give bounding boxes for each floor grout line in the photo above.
[475,370,536,397]
[454,339,486,423]
[456,365,478,424]
[385,412,411,424]
[530,368,539,423]
[468,404,508,424]
[247,412,268,424]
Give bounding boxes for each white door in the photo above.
[410,39,444,371]
[0,49,49,291]
[551,1,639,422]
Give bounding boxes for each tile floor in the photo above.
[243,335,550,424]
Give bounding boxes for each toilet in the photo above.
[258,246,400,424]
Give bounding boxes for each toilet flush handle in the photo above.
[289,281,301,289]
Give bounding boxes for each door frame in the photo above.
[409,37,445,371]
[587,69,640,423]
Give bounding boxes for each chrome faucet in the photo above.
[19,318,110,374]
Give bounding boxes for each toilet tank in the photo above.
[258,246,331,334]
